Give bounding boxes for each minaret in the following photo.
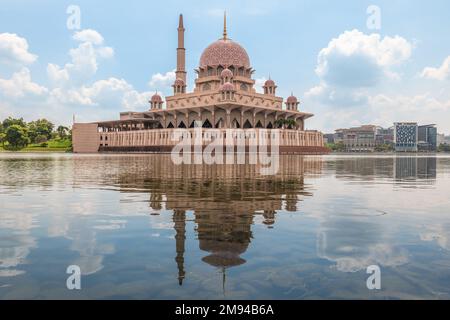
[174,14,187,95]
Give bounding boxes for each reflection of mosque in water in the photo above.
[117,155,322,285]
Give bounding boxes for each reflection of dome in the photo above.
[151,93,163,103]
[287,95,298,103]
[220,82,235,92]
[220,68,233,79]
[200,39,250,69]
[202,254,246,268]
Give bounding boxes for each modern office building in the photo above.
[394,122,418,152]
[418,124,437,152]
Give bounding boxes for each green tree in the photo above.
[2,117,26,130]
[28,119,54,143]
[0,132,6,147]
[56,125,69,139]
[5,125,30,150]
[438,143,450,152]
[326,142,345,152]
[375,143,394,152]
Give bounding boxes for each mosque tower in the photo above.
[173,14,187,95]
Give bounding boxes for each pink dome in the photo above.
[220,68,233,79]
[220,82,236,92]
[200,39,250,69]
[173,78,185,86]
[286,95,298,104]
[264,79,275,87]
[151,93,163,103]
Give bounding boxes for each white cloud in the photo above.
[73,29,104,45]
[254,77,267,94]
[315,30,412,88]
[421,56,450,81]
[47,29,114,86]
[0,33,37,67]
[309,92,450,134]
[81,77,151,110]
[0,68,47,99]
[148,70,175,90]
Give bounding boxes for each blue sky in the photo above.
[1,0,450,134]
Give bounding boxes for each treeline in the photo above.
[0,117,71,151]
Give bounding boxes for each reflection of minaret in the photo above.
[262,210,276,227]
[173,209,186,286]
[150,192,163,211]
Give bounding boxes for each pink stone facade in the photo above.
[72,13,327,154]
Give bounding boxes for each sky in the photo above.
[0,0,449,134]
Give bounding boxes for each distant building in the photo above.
[333,129,345,144]
[375,126,394,145]
[341,125,377,152]
[418,124,437,152]
[437,133,446,145]
[323,133,335,144]
[394,122,418,152]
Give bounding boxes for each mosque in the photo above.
[72,14,327,154]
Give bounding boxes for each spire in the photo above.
[178,14,184,30]
[223,11,227,40]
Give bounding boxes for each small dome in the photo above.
[264,79,275,87]
[220,82,236,92]
[173,78,185,86]
[286,95,298,104]
[221,68,233,79]
[151,93,163,103]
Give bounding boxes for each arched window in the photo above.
[255,120,263,128]
[266,122,273,129]
[178,121,186,128]
[215,118,224,128]
[167,122,174,128]
[243,119,253,129]
[202,119,212,128]
[203,83,211,91]
[232,119,240,129]
[240,83,248,91]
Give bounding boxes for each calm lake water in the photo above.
[0,153,450,299]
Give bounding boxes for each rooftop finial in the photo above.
[223,11,227,40]
[178,14,184,29]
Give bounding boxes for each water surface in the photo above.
[0,153,450,299]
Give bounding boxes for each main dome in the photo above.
[199,39,250,69]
